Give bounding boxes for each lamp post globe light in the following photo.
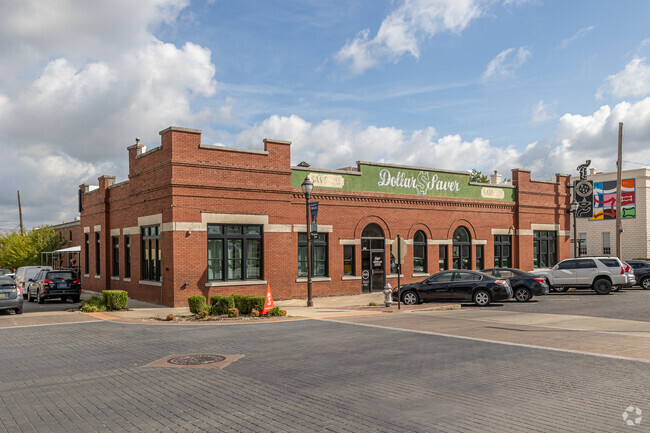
[570,199,579,258]
[301,176,314,307]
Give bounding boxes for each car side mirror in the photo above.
[28,278,33,282]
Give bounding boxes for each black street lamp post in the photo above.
[301,176,314,307]
[570,199,579,257]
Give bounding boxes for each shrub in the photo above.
[217,296,234,315]
[187,296,207,315]
[80,296,106,313]
[209,295,223,307]
[250,308,260,317]
[267,307,286,317]
[208,304,220,316]
[227,307,239,318]
[368,302,378,306]
[166,314,175,321]
[251,296,264,312]
[102,290,128,311]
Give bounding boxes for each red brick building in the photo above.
[79,126,571,306]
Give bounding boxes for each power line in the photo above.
[623,160,650,167]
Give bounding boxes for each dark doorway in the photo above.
[361,223,385,292]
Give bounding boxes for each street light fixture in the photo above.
[569,199,579,258]
[301,176,314,307]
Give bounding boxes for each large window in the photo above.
[84,233,89,274]
[533,230,557,268]
[207,224,262,281]
[124,235,131,278]
[579,233,587,256]
[141,225,161,281]
[298,233,328,277]
[343,245,354,276]
[439,245,448,271]
[602,232,611,256]
[452,226,471,270]
[111,236,119,277]
[413,231,427,273]
[494,235,511,268]
[476,245,484,270]
[95,232,100,276]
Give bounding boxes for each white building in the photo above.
[572,167,650,260]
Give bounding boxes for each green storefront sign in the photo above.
[291,163,515,201]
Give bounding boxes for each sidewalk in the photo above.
[92,291,461,321]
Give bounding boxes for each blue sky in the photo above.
[2,0,650,229]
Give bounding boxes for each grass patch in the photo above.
[80,296,107,313]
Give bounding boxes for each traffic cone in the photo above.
[260,283,275,315]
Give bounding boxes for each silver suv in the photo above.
[530,257,631,295]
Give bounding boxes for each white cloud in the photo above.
[482,47,531,81]
[0,0,219,229]
[531,100,556,124]
[236,98,650,186]
[335,0,484,75]
[558,25,596,49]
[597,57,650,99]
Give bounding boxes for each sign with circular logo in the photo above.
[362,270,370,279]
[575,180,593,198]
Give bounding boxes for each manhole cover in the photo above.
[167,354,226,365]
[144,354,244,369]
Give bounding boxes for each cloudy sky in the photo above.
[2,0,650,231]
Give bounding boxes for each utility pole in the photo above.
[616,122,623,258]
[17,190,24,235]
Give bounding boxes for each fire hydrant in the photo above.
[383,283,393,307]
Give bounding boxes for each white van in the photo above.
[15,266,52,300]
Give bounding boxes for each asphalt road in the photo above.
[1,314,648,432]
[496,286,650,322]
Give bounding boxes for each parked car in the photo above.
[15,266,52,300]
[620,261,635,289]
[627,260,650,289]
[530,257,629,295]
[0,275,23,314]
[392,270,513,306]
[27,270,81,304]
[481,268,549,302]
[0,268,11,276]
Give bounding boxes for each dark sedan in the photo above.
[27,270,81,304]
[481,268,549,302]
[392,270,513,306]
[627,260,650,289]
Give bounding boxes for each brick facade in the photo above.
[79,126,571,306]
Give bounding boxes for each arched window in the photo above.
[413,230,427,273]
[453,226,471,270]
[361,223,384,238]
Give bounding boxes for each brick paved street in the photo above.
[1,314,649,432]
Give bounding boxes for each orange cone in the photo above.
[260,283,275,315]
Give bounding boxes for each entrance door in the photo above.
[453,226,471,269]
[361,223,386,292]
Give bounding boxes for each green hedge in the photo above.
[188,296,207,315]
[209,294,265,315]
[102,290,128,311]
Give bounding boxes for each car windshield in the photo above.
[46,272,74,280]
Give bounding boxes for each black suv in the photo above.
[627,260,650,290]
[27,270,81,304]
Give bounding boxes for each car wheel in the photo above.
[641,277,650,290]
[27,290,34,302]
[593,278,612,295]
[554,286,569,293]
[37,291,44,304]
[15,308,22,315]
[514,287,532,302]
[402,291,420,305]
[473,290,491,307]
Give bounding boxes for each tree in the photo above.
[0,226,64,270]
[469,169,489,184]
